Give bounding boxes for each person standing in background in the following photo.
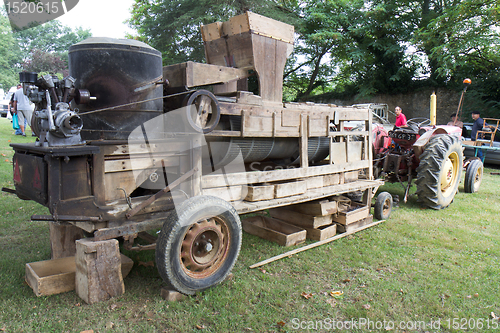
[12,84,32,137]
[395,106,407,127]
[471,111,485,160]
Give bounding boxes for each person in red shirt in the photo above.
[395,106,407,127]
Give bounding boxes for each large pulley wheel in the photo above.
[182,90,220,133]
[464,159,483,193]
[415,134,463,209]
[155,195,241,295]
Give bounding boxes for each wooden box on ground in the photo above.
[332,201,369,225]
[288,199,338,216]
[75,238,126,304]
[302,224,337,241]
[25,254,133,297]
[242,216,306,246]
[336,215,375,233]
[269,207,332,229]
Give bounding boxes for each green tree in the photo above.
[0,13,21,91]
[14,20,91,64]
[129,0,300,65]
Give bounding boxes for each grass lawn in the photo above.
[1,116,500,332]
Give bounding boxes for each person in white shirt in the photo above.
[12,84,33,137]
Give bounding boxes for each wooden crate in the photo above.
[242,216,306,246]
[336,215,374,233]
[25,254,133,297]
[269,207,332,229]
[332,201,369,225]
[288,199,338,216]
[303,224,337,241]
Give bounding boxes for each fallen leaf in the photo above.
[196,324,205,329]
[259,269,266,274]
[75,303,81,307]
[1,327,6,331]
[7,140,11,142]
[444,294,451,298]
[110,304,118,310]
[1,153,6,156]
[330,291,344,298]
[277,321,286,327]
[491,312,498,320]
[301,292,313,299]
[466,295,472,299]
[362,304,371,310]
[343,278,351,283]
[138,261,154,267]
[80,331,94,333]
[5,159,9,162]
[105,322,114,329]
[474,293,479,298]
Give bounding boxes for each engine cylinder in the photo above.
[69,37,163,140]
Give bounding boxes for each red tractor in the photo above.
[372,119,483,209]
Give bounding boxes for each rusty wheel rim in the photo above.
[180,217,230,278]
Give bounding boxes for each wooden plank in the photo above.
[344,171,359,183]
[242,216,306,247]
[200,21,222,42]
[300,114,309,167]
[202,160,371,188]
[202,186,243,202]
[105,155,179,173]
[324,173,340,186]
[162,62,250,88]
[288,199,338,216]
[303,224,337,241]
[274,180,307,198]
[347,141,363,162]
[245,184,275,201]
[330,142,346,165]
[269,207,332,229]
[336,215,374,233]
[234,179,383,215]
[333,202,370,225]
[250,218,385,269]
[75,238,125,304]
[306,175,324,189]
[25,254,133,297]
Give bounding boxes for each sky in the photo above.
[56,0,137,38]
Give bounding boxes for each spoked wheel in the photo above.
[374,192,393,220]
[156,196,241,295]
[464,159,483,193]
[182,90,220,133]
[415,134,463,209]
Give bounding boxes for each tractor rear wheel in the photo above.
[415,134,463,209]
[464,159,483,193]
[156,196,242,295]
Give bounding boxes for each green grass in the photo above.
[1,116,500,332]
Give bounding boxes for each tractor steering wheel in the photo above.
[406,118,431,128]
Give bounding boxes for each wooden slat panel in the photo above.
[202,160,371,188]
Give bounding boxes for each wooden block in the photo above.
[336,215,374,233]
[306,176,324,189]
[303,224,337,241]
[289,199,338,216]
[344,171,359,183]
[75,238,125,304]
[161,288,186,301]
[49,221,85,259]
[242,216,306,246]
[245,184,275,201]
[274,180,307,198]
[323,174,340,186]
[25,254,133,297]
[269,207,332,229]
[332,202,370,225]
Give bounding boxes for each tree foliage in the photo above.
[0,14,21,90]
[131,0,498,113]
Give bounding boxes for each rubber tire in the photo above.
[415,134,463,209]
[464,159,483,193]
[374,192,393,220]
[155,195,241,295]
